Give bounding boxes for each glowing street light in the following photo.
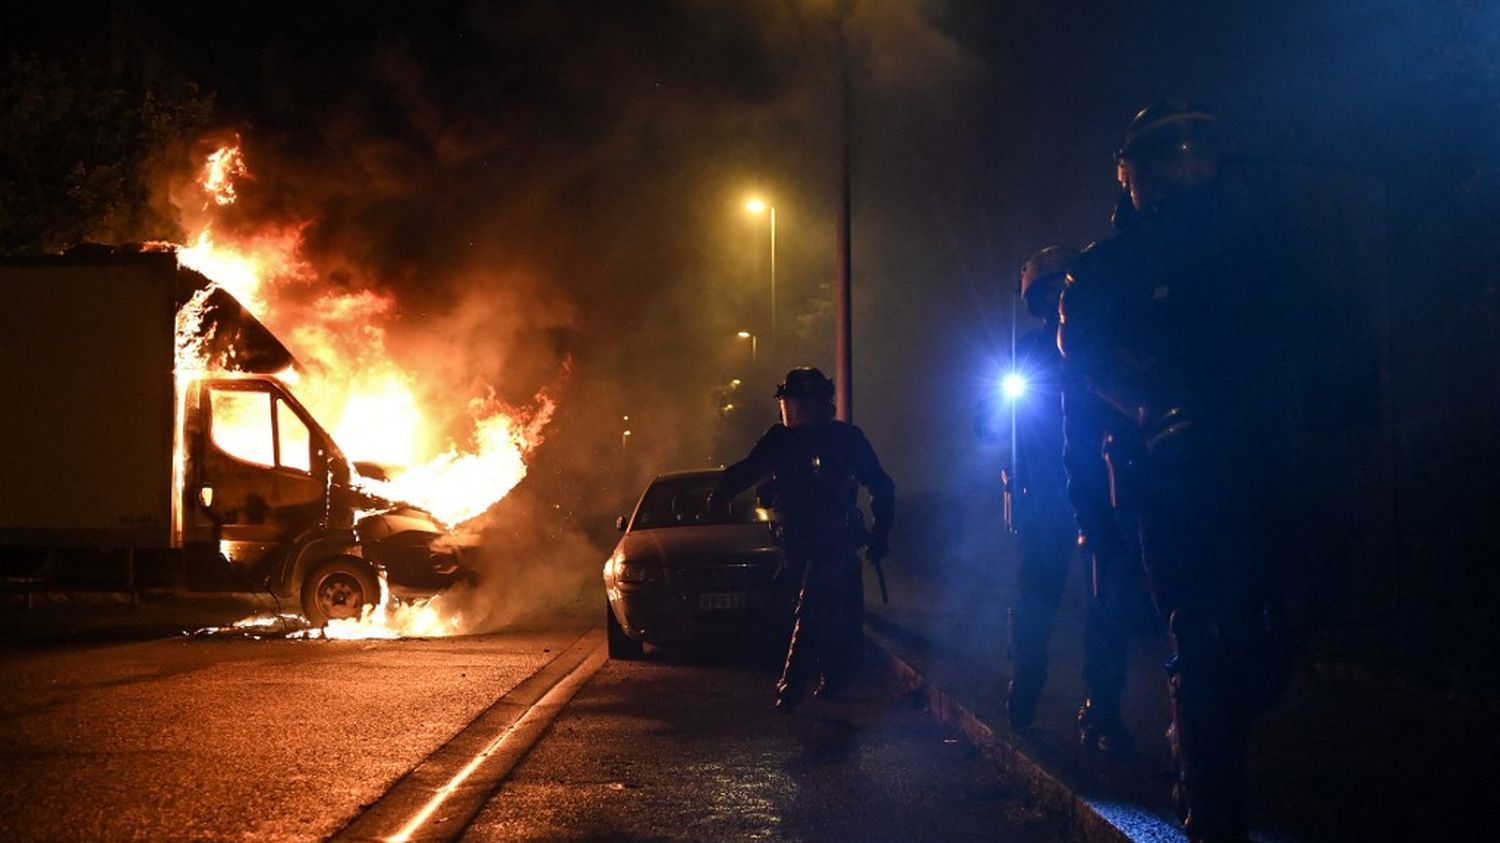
[744,197,776,369]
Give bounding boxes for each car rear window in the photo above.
[632,476,769,529]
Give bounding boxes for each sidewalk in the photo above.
[864,552,1500,842]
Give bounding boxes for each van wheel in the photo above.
[301,558,379,626]
[606,599,644,660]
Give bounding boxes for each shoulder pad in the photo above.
[1067,239,1113,283]
[833,420,869,442]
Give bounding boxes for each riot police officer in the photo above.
[989,246,1138,753]
[709,368,895,711]
[1060,103,1288,842]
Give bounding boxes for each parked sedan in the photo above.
[603,469,793,658]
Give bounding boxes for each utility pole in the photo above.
[835,3,853,423]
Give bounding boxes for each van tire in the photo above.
[301,557,379,626]
[606,599,644,660]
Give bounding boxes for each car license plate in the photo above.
[698,592,749,610]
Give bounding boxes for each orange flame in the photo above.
[173,140,554,636]
[202,140,248,207]
[305,570,470,639]
[177,223,308,316]
[359,391,556,526]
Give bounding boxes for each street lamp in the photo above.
[736,330,757,371]
[744,197,776,370]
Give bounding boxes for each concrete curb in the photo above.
[871,638,1183,843]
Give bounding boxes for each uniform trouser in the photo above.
[777,538,863,699]
[1011,514,1129,707]
[1139,446,1287,842]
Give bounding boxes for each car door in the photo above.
[198,380,327,576]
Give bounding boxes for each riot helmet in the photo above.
[1019,245,1080,322]
[776,367,836,427]
[1114,101,1222,219]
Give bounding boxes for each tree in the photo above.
[0,53,212,253]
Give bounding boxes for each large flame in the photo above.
[175,139,553,637]
[176,139,548,528]
[202,142,248,207]
[177,223,306,316]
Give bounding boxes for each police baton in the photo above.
[1000,465,1017,534]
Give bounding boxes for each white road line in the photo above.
[331,628,608,843]
[386,641,607,842]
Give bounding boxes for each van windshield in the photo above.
[631,476,769,530]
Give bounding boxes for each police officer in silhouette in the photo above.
[1060,103,1288,842]
[710,368,895,711]
[988,246,1138,754]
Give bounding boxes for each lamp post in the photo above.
[736,330,757,372]
[835,9,853,422]
[744,198,776,371]
[621,416,631,455]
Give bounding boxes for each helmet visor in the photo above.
[1121,114,1221,166]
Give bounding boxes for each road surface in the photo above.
[459,644,1061,842]
[0,617,1062,842]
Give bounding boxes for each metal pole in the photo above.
[738,332,757,376]
[1008,261,1019,532]
[835,8,853,422]
[769,206,777,375]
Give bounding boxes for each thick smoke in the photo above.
[138,0,986,627]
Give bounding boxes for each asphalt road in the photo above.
[460,645,1062,843]
[0,625,590,842]
[0,618,1064,842]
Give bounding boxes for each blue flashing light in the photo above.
[1001,372,1027,401]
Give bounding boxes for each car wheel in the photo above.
[606,598,644,660]
[301,557,379,626]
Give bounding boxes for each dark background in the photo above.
[2,0,1496,691]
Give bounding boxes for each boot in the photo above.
[1077,697,1135,755]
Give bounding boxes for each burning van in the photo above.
[0,249,471,624]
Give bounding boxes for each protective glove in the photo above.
[1141,405,1194,453]
[865,532,890,564]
